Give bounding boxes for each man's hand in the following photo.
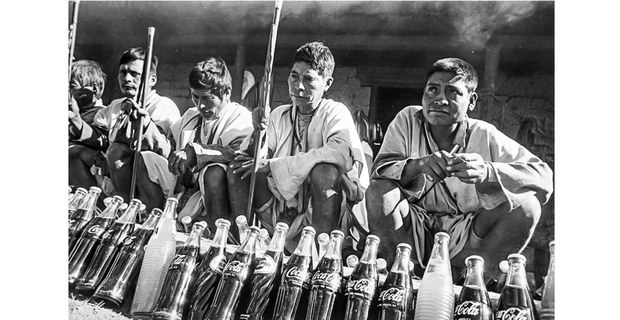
[230,153,270,180]
[252,107,268,131]
[445,153,489,184]
[122,98,151,129]
[168,146,197,175]
[68,97,81,121]
[417,150,452,182]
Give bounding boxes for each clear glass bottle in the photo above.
[306,230,344,320]
[414,232,454,320]
[496,253,537,320]
[236,215,250,244]
[317,233,329,260]
[68,195,123,285]
[273,226,316,320]
[131,197,178,318]
[187,218,231,320]
[454,255,494,320]
[540,241,555,320]
[92,208,163,307]
[344,235,380,320]
[377,243,414,320]
[68,187,88,217]
[75,198,141,292]
[69,186,102,252]
[151,221,207,320]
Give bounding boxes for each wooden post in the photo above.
[480,44,500,123]
[232,40,247,103]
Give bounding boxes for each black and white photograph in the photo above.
[4,0,617,319]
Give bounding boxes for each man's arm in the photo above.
[68,107,109,151]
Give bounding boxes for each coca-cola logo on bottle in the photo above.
[378,287,405,303]
[254,255,276,274]
[455,301,481,316]
[88,224,104,236]
[346,278,375,296]
[224,260,245,275]
[312,271,341,290]
[208,255,227,274]
[285,266,304,281]
[122,236,136,246]
[496,307,530,320]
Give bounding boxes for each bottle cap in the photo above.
[507,253,526,263]
[76,187,88,194]
[259,228,270,239]
[302,226,316,235]
[181,216,192,225]
[166,197,179,204]
[330,230,345,238]
[275,222,290,231]
[499,260,509,273]
[236,215,248,225]
[151,208,163,216]
[119,203,129,211]
[465,255,485,265]
[549,240,555,248]
[215,218,231,228]
[366,234,380,244]
[193,221,207,230]
[317,233,329,244]
[248,225,261,233]
[89,186,102,193]
[377,258,387,270]
[396,243,412,251]
[434,231,450,240]
[129,198,143,205]
[112,195,124,202]
[346,254,359,267]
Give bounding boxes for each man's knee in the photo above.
[512,195,542,226]
[309,163,340,190]
[203,166,227,194]
[106,143,132,170]
[69,144,95,166]
[366,179,406,218]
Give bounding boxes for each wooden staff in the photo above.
[129,27,156,201]
[68,0,80,80]
[247,0,283,226]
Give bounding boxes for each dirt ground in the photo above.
[68,298,131,320]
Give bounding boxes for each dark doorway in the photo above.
[370,86,423,155]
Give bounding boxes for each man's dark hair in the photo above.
[70,60,107,99]
[188,57,232,99]
[119,47,158,75]
[294,41,335,78]
[426,58,478,93]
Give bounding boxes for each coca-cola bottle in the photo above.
[272,226,315,320]
[68,187,88,217]
[91,208,163,307]
[205,226,260,320]
[454,255,494,320]
[540,241,555,320]
[346,254,360,269]
[344,234,380,320]
[237,222,289,320]
[496,253,537,320]
[306,229,344,320]
[75,198,141,293]
[377,243,414,320]
[414,232,454,320]
[69,186,102,252]
[187,218,232,320]
[131,197,179,318]
[492,260,510,294]
[317,233,329,259]
[236,215,250,244]
[377,258,389,285]
[68,195,123,285]
[150,221,207,320]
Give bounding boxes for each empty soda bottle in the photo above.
[540,241,555,320]
[187,218,231,320]
[92,208,163,307]
[68,195,123,285]
[454,255,494,320]
[377,243,414,320]
[272,226,315,320]
[492,260,510,294]
[151,221,207,320]
[496,254,537,320]
[236,215,250,244]
[69,186,102,252]
[344,234,380,320]
[75,198,141,293]
[414,232,454,320]
[205,226,260,320]
[306,230,344,320]
[237,222,289,320]
[317,233,329,259]
[377,258,389,285]
[68,187,88,217]
[131,197,179,318]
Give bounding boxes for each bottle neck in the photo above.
[116,201,140,224]
[212,223,230,249]
[99,198,123,219]
[238,228,260,254]
[429,235,450,262]
[293,230,315,257]
[359,240,379,264]
[463,261,486,289]
[323,234,343,260]
[162,200,178,220]
[141,211,162,230]
[506,260,528,288]
[266,226,288,252]
[183,225,206,248]
[79,191,101,211]
[390,247,412,273]
[68,191,86,209]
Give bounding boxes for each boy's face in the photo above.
[69,78,96,111]
[118,59,156,98]
[422,71,477,127]
[190,87,225,120]
[288,61,333,111]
